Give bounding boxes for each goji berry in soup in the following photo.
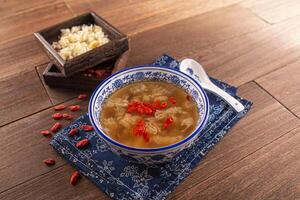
[100,82,198,148]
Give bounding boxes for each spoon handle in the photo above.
[202,82,245,112]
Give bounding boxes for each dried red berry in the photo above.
[40,130,51,137]
[163,117,174,129]
[95,69,110,78]
[70,171,80,186]
[86,69,95,74]
[76,139,89,148]
[169,97,177,105]
[51,122,62,133]
[62,113,73,120]
[43,158,56,166]
[80,125,94,132]
[69,105,80,111]
[52,113,63,120]
[160,101,168,109]
[54,104,65,111]
[69,128,78,136]
[77,94,88,100]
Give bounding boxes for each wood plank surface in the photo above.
[127,5,268,66]
[169,82,300,198]
[241,0,300,24]
[0,70,52,126]
[0,0,61,19]
[256,60,300,118]
[0,35,48,79]
[172,126,300,200]
[0,1,300,200]
[0,165,107,200]
[0,98,88,192]
[0,2,73,44]
[191,15,300,86]
[67,0,246,36]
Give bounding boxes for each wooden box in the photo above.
[34,12,128,77]
[43,50,129,91]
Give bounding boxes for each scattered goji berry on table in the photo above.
[77,94,88,100]
[69,128,78,136]
[53,104,66,111]
[51,122,62,133]
[52,113,63,120]
[76,139,89,148]
[62,113,73,120]
[69,105,80,111]
[43,158,56,166]
[70,171,80,186]
[80,125,94,132]
[40,130,51,137]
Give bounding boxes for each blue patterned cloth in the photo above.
[50,55,252,200]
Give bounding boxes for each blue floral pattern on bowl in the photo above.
[88,66,209,164]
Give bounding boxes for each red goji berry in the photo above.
[52,113,63,120]
[163,117,174,129]
[169,97,177,105]
[133,120,145,136]
[51,122,62,133]
[80,125,94,132]
[69,128,78,136]
[70,171,80,186]
[62,113,73,120]
[43,158,56,166]
[53,104,65,111]
[160,101,168,109]
[69,105,80,111]
[86,69,95,74]
[77,94,88,100]
[40,130,51,137]
[95,69,110,78]
[76,139,89,148]
[143,132,150,142]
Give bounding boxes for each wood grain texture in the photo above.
[0,165,108,200]
[169,82,300,199]
[0,70,52,126]
[241,0,300,24]
[190,15,300,86]
[0,98,88,193]
[172,127,300,200]
[67,0,246,36]
[0,35,50,79]
[256,60,300,118]
[127,5,268,66]
[0,0,61,19]
[0,2,73,44]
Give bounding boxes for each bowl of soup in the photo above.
[88,65,209,164]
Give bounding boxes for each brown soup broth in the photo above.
[100,81,199,148]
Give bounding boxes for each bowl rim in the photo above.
[88,65,209,152]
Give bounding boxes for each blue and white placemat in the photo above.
[50,54,252,200]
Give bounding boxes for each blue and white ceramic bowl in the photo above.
[88,65,209,164]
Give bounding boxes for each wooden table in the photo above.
[0,1,299,199]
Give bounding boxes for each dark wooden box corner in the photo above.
[34,12,129,77]
[43,50,130,91]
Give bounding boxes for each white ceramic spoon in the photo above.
[179,58,245,112]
